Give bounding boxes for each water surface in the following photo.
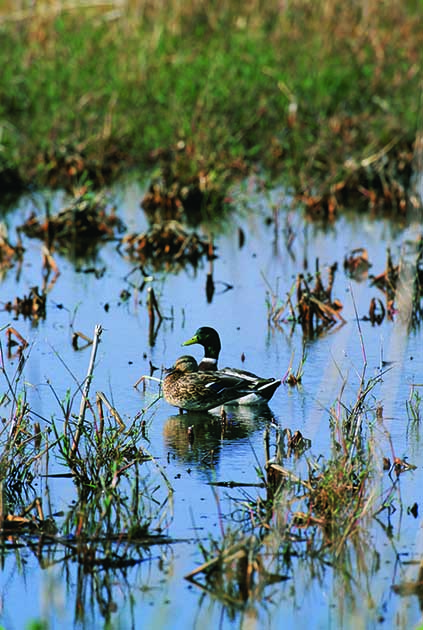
[0,178,422,629]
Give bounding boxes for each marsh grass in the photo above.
[267,231,423,335]
[406,384,422,424]
[371,235,423,327]
[0,339,46,501]
[0,327,174,596]
[47,327,173,537]
[0,1,421,215]
[186,351,395,609]
[266,260,344,337]
[0,332,175,626]
[270,365,381,555]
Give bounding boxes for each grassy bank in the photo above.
[0,0,421,216]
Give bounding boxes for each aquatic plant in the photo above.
[0,326,175,600]
[123,220,211,273]
[406,384,422,425]
[19,189,125,258]
[371,236,423,327]
[266,260,344,337]
[0,340,40,494]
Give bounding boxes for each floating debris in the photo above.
[370,247,398,300]
[343,247,371,280]
[284,428,311,458]
[362,297,386,325]
[283,345,307,386]
[19,190,125,257]
[0,496,57,535]
[370,239,423,326]
[391,456,417,477]
[123,220,211,271]
[5,326,28,358]
[72,330,94,351]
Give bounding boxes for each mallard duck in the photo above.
[182,326,221,370]
[182,326,281,404]
[163,355,279,412]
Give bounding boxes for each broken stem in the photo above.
[70,324,102,459]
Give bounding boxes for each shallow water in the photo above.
[0,177,422,629]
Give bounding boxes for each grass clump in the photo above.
[186,362,394,610]
[0,344,43,500]
[371,235,423,328]
[0,1,421,217]
[267,259,345,337]
[0,326,173,564]
[19,188,125,258]
[267,370,380,556]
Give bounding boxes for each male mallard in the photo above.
[183,326,221,370]
[182,326,281,404]
[163,355,279,412]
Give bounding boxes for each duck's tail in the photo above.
[254,378,281,402]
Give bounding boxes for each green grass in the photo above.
[0,1,421,211]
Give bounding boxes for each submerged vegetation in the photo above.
[0,0,422,217]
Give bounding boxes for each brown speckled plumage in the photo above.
[163,355,280,412]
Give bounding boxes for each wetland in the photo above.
[0,2,423,629]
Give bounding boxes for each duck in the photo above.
[163,355,279,412]
[182,326,221,370]
[182,326,281,404]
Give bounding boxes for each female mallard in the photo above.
[163,355,279,412]
[182,327,281,404]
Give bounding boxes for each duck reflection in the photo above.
[163,405,275,466]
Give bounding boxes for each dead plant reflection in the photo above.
[1,513,176,627]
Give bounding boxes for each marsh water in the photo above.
[1,176,423,629]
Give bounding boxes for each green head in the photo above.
[182,326,221,360]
